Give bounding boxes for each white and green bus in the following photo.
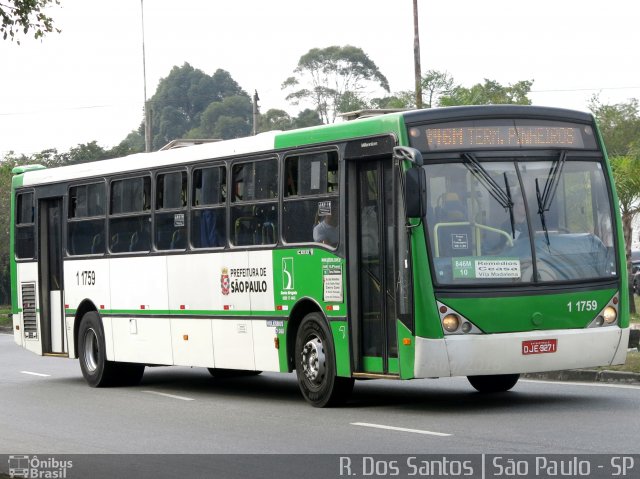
[10,106,629,406]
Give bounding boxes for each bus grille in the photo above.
[21,283,38,339]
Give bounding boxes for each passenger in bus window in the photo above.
[313,209,338,247]
[200,209,225,247]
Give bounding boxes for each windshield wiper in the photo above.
[462,153,516,236]
[536,150,567,246]
[461,153,513,210]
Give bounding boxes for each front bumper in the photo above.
[414,327,629,378]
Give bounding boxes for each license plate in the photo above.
[522,339,557,355]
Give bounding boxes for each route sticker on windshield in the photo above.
[453,257,521,279]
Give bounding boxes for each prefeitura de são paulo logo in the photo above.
[221,267,230,295]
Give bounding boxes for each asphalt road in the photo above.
[1,332,639,477]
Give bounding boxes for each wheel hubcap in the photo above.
[301,337,325,383]
[83,328,99,373]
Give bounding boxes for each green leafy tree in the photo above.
[439,79,533,106]
[0,160,15,304]
[257,108,323,133]
[292,109,322,129]
[421,70,455,108]
[282,45,390,123]
[0,0,60,43]
[589,97,640,313]
[188,95,252,140]
[258,109,294,133]
[148,63,247,149]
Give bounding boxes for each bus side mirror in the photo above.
[405,167,427,218]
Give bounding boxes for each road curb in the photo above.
[523,369,640,385]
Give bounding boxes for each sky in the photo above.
[1,0,639,157]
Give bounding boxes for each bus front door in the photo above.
[348,159,400,376]
[38,197,66,355]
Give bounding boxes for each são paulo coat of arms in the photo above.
[221,267,230,295]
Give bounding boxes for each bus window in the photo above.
[191,166,226,249]
[15,191,35,259]
[68,183,106,255]
[231,159,278,246]
[155,171,187,251]
[109,177,151,253]
[283,151,339,246]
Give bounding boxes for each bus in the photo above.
[10,105,629,407]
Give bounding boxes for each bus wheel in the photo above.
[78,311,144,387]
[467,374,520,393]
[294,312,353,407]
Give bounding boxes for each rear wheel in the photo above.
[467,374,520,393]
[294,312,353,407]
[78,311,145,387]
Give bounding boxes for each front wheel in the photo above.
[467,374,520,393]
[294,312,353,407]
[78,311,145,387]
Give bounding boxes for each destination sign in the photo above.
[409,119,597,152]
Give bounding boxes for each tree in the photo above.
[257,108,323,133]
[0,0,60,42]
[258,109,294,133]
[148,63,248,149]
[188,95,252,140]
[590,97,640,313]
[589,96,640,156]
[282,45,390,123]
[421,70,455,108]
[439,79,533,106]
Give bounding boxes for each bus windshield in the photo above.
[424,158,616,285]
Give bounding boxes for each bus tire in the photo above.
[294,312,354,407]
[78,311,145,387]
[467,374,520,393]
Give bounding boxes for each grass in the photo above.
[631,295,640,324]
[0,304,11,327]
[599,350,640,373]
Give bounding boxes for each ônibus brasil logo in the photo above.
[221,267,230,296]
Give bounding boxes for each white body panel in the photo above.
[212,319,255,370]
[49,291,64,352]
[14,262,41,355]
[251,320,280,372]
[170,319,215,367]
[414,327,629,378]
[63,258,111,313]
[59,251,280,370]
[111,317,174,365]
[110,256,168,312]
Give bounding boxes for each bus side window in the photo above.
[230,159,278,246]
[15,191,35,259]
[155,171,187,251]
[67,183,106,256]
[109,177,151,253]
[191,165,227,249]
[282,151,339,246]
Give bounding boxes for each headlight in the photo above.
[442,314,460,332]
[603,306,617,324]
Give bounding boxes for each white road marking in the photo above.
[351,422,452,437]
[521,379,640,390]
[141,390,194,401]
[20,371,50,377]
